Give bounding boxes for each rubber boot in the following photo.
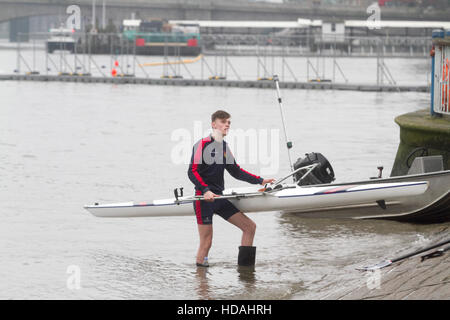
[238,246,256,266]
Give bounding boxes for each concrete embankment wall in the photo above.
[391,109,450,177]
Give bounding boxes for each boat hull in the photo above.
[84,181,428,218]
[285,170,450,223]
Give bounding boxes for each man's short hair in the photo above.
[211,110,231,122]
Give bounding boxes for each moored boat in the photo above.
[46,27,75,53]
[285,155,450,223]
[122,19,202,56]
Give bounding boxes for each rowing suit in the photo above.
[188,134,264,225]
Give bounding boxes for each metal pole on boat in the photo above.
[273,75,294,174]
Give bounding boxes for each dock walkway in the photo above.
[0,74,429,92]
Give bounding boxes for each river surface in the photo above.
[1,50,448,299]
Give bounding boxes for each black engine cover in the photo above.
[293,152,335,185]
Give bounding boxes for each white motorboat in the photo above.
[46,27,75,53]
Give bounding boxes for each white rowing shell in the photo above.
[84,181,428,218]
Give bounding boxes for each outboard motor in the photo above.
[293,152,335,186]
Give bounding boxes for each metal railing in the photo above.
[433,44,450,115]
[8,31,431,88]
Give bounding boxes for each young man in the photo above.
[188,110,275,267]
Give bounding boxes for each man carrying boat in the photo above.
[188,110,274,267]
